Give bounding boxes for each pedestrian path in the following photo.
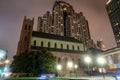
[65,76,115,80]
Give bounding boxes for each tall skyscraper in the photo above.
[37,1,95,48]
[106,0,120,46]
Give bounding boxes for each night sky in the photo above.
[0,0,116,60]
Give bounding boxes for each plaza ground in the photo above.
[3,76,116,80]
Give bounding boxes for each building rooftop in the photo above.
[32,31,82,43]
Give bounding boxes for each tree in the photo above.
[10,49,56,76]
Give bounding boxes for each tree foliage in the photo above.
[10,49,56,75]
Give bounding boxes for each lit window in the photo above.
[73,21,76,23]
[63,7,67,11]
[61,24,63,26]
[116,22,119,26]
[117,1,120,4]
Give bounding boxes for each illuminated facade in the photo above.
[37,1,95,48]
[106,0,120,46]
[102,47,120,71]
[17,1,96,76]
[17,16,88,76]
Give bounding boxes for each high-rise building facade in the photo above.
[37,1,95,48]
[106,0,120,46]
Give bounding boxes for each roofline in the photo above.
[32,31,82,43]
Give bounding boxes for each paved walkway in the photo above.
[64,76,116,80]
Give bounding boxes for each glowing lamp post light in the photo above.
[97,57,105,65]
[5,59,10,64]
[74,64,78,69]
[74,64,78,79]
[56,64,62,77]
[67,61,73,69]
[67,61,73,78]
[84,56,91,76]
[97,57,106,80]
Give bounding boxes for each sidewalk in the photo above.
[65,76,116,80]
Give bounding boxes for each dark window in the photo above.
[41,41,43,47]
[58,57,61,64]
[28,32,30,35]
[25,25,27,30]
[48,42,50,48]
[78,46,80,51]
[67,44,69,50]
[72,45,74,50]
[34,40,36,46]
[51,27,54,32]
[54,43,57,48]
[61,44,63,49]
[28,26,31,30]
[24,36,27,42]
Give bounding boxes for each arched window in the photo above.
[24,36,27,42]
[72,45,74,50]
[33,40,36,46]
[48,42,50,48]
[61,44,63,49]
[25,25,27,30]
[78,46,80,51]
[41,41,43,47]
[54,43,57,48]
[28,26,31,30]
[67,44,69,50]
[58,57,61,64]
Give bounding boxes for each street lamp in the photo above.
[5,59,10,64]
[67,61,73,78]
[74,64,78,69]
[56,64,62,77]
[84,56,91,76]
[97,57,106,80]
[74,64,78,79]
